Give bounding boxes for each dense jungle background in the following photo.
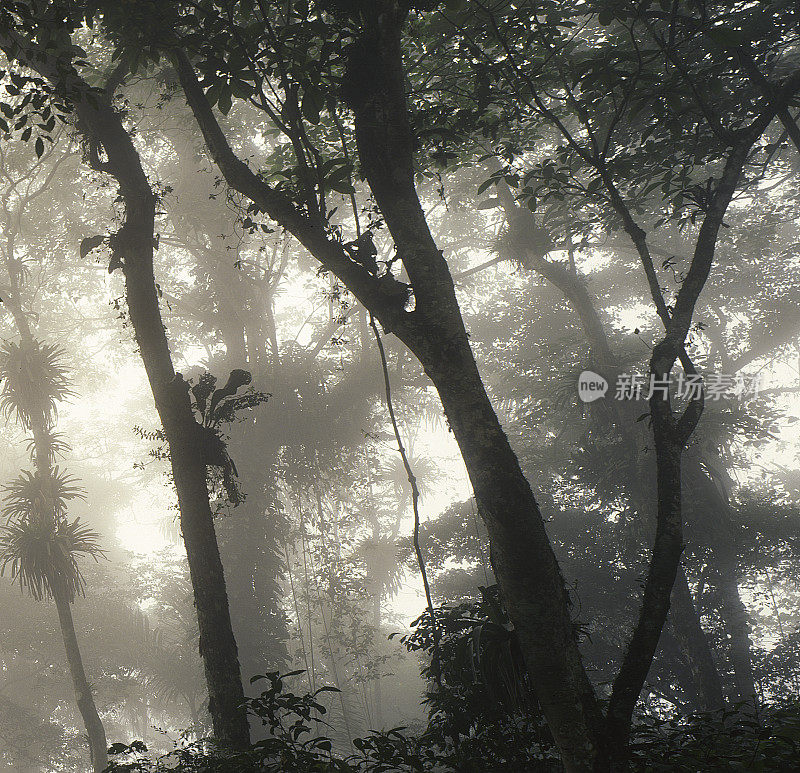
[0,1,798,771]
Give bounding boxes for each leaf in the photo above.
[218,87,233,116]
[477,177,497,195]
[79,235,105,259]
[598,9,615,25]
[476,198,500,210]
[301,87,325,124]
[229,78,254,99]
[204,81,223,108]
[35,137,44,158]
[706,26,744,50]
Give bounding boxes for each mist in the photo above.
[0,2,798,771]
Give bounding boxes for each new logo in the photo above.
[577,370,608,403]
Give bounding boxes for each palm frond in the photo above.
[0,516,104,602]
[1,467,85,522]
[23,430,72,465]
[353,536,404,599]
[0,339,73,430]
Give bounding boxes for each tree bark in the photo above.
[80,87,250,752]
[53,584,108,773]
[605,390,685,762]
[669,568,725,710]
[422,340,605,770]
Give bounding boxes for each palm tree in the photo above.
[0,337,108,772]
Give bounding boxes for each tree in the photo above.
[0,0,796,768]
[0,333,108,771]
[131,0,798,765]
[0,140,108,772]
[0,18,251,748]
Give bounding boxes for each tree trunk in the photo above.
[715,564,757,703]
[509,204,755,718]
[421,341,605,770]
[670,568,725,710]
[685,460,757,704]
[81,91,250,751]
[1,270,111,772]
[53,584,108,773]
[605,388,685,765]
[174,14,605,767]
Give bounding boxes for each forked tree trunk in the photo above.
[171,5,767,766]
[174,21,605,770]
[503,197,726,713]
[53,584,108,773]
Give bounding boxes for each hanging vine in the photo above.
[369,314,441,687]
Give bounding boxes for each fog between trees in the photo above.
[0,1,798,771]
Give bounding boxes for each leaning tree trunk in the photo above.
[174,19,605,769]
[418,336,606,769]
[79,98,250,749]
[53,583,108,773]
[0,34,252,748]
[342,15,607,770]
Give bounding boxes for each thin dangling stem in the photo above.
[369,314,441,687]
[282,541,313,694]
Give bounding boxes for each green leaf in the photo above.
[598,10,615,25]
[229,78,254,99]
[218,87,233,116]
[35,137,44,158]
[205,81,223,108]
[301,88,324,124]
[706,26,744,50]
[80,235,106,259]
[329,178,355,195]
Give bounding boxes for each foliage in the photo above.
[104,667,800,772]
[0,467,103,601]
[0,454,102,607]
[628,701,800,771]
[104,669,559,772]
[0,338,72,430]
